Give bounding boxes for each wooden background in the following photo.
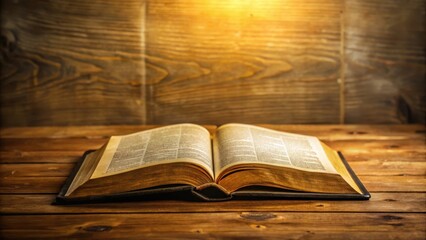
[1,0,425,126]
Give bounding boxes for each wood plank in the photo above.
[0,0,146,127]
[1,193,424,214]
[0,213,424,239]
[1,137,424,152]
[1,124,424,139]
[1,175,424,194]
[0,138,108,151]
[343,151,426,163]
[260,124,426,141]
[0,151,83,163]
[324,139,426,153]
[0,124,411,138]
[0,125,218,138]
[0,164,73,177]
[343,150,426,176]
[360,175,426,192]
[145,0,342,124]
[0,177,64,193]
[349,159,426,176]
[344,0,426,123]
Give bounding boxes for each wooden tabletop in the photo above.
[0,125,425,239]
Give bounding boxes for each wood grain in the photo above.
[0,125,424,239]
[1,213,424,239]
[0,151,83,163]
[0,0,345,126]
[0,125,217,138]
[145,0,342,124]
[1,0,425,126]
[0,138,107,151]
[1,193,425,214]
[343,0,426,123]
[0,0,147,126]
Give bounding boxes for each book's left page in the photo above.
[65,124,216,197]
[92,124,214,179]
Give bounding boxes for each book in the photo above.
[55,123,370,204]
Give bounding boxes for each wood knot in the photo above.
[1,29,18,53]
[382,215,403,221]
[241,212,276,221]
[396,96,412,123]
[82,225,113,232]
[249,224,267,230]
[384,199,396,202]
[348,131,367,135]
[386,145,399,149]
[191,229,204,234]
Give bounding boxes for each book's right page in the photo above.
[213,123,337,179]
[213,123,363,195]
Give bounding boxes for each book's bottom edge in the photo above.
[231,191,370,200]
[53,185,196,205]
[54,190,370,205]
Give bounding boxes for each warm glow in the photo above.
[200,0,285,19]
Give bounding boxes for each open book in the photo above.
[56,124,370,203]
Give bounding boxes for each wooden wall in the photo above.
[1,0,424,126]
[1,0,147,126]
[344,0,425,123]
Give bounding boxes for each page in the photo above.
[92,124,213,178]
[214,124,337,177]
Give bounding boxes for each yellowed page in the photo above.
[65,147,104,196]
[214,123,337,179]
[92,124,213,179]
[321,143,362,194]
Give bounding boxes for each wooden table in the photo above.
[0,125,425,239]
